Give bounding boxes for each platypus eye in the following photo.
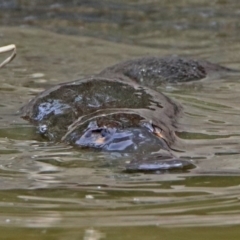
[140,121,168,144]
[100,128,108,137]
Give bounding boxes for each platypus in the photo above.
[21,56,235,172]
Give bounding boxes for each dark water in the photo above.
[1,0,240,239]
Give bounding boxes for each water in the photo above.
[1,0,240,239]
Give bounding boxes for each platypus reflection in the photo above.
[21,56,235,172]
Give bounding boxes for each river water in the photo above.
[1,0,240,239]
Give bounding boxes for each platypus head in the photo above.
[62,112,171,154]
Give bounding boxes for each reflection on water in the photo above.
[1,0,240,239]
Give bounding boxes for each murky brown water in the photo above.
[1,0,240,239]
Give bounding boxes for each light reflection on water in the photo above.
[1,0,240,239]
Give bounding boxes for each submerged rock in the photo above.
[21,56,235,172]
